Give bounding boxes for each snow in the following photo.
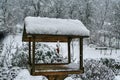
[14,69,45,80]
[2,34,120,63]
[25,17,90,36]
[14,69,83,80]
[2,35,120,80]
[114,75,120,80]
[83,45,120,59]
[64,77,73,80]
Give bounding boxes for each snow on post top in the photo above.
[25,17,90,36]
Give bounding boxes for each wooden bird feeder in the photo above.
[22,17,89,80]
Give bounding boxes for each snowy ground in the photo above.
[14,69,45,80]
[84,45,120,60]
[2,34,120,80]
[14,69,82,80]
[114,76,120,80]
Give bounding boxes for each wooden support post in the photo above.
[29,37,31,65]
[32,36,35,74]
[55,75,68,80]
[47,75,68,80]
[80,38,83,69]
[47,75,55,80]
[68,38,71,63]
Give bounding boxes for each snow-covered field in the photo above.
[84,45,120,60]
[1,34,120,80]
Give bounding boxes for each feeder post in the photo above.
[32,36,35,74]
[29,37,31,65]
[80,38,83,69]
[68,38,71,63]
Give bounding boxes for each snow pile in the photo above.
[64,77,74,80]
[14,69,31,80]
[114,76,120,80]
[14,69,46,80]
[25,17,89,36]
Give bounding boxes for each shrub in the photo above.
[11,43,66,67]
[0,67,21,80]
[35,43,66,64]
[71,59,115,80]
[100,58,120,75]
[82,59,115,80]
[11,44,28,68]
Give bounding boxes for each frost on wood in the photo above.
[25,17,90,36]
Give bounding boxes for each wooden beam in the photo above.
[22,33,89,42]
[79,38,83,69]
[68,38,71,63]
[32,70,83,76]
[35,63,69,65]
[29,37,31,65]
[27,34,89,38]
[23,36,68,42]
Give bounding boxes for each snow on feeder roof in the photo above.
[24,17,89,37]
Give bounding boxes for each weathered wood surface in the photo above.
[47,75,68,80]
[22,27,89,42]
[29,63,84,76]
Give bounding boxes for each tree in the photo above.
[0,0,19,34]
[111,1,120,48]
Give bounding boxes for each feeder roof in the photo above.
[24,17,89,37]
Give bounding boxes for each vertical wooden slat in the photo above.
[29,37,31,65]
[68,38,71,63]
[32,36,35,74]
[80,38,83,69]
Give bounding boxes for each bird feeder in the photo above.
[22,17,89,80]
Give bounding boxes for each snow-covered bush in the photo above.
[35,43,66,64]
[0,43,4,67]
[101,58,120,75]
[71,59,115,80]
[82,59,115,80]
[11,50,28,67]
[11,44,28,68]
[11,42,66,67]
[101,58,115,67]
[0,67,21,80]
[8,67,21,80]
[0,43,3,53]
